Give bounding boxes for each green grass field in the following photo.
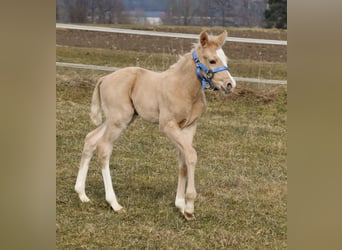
[56,26,287,249]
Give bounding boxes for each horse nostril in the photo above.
[227,83,232,90]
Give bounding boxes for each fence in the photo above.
[56,23,287,46]
[56,23,287,85]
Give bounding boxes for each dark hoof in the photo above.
[183,212,196,221]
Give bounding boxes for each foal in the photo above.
[75,31,236,220]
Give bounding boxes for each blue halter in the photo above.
[192,50,229,89]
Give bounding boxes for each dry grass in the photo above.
[56,46,287,80]
[56,68,287,249]
[57,25,287,249]
[56,29,286,63]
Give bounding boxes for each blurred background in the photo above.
[56,0,287,29]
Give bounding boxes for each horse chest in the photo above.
[177,98,206,128]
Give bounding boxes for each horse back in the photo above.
[99,66,206,127]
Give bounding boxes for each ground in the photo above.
[56,27,286,63]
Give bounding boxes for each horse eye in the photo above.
[209,60,216,65]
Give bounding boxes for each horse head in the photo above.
[196,31,236,93]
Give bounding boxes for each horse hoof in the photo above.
[116,207,126,213]
[79,194,91,203]
[183,212,196,221]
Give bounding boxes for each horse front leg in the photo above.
[175,150,187,214]
[183,146,197,220]
[161,121,197,220]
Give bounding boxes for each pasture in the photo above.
[56,26,287,249]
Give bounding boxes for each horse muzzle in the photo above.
[220,81,234,94]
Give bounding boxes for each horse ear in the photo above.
[200,31,209,47]
[217,31,228,47]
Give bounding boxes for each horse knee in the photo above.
[82,135,96,155]
[179,165,187,176]
[159,121,174,135]
[186,148,197,166]
[97,143,112,165]
[186,191,197,201]
[82,125,106,156]
[81,145,94,162]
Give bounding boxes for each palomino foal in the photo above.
[75,31,236,220]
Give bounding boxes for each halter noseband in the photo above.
[192,50,229,90]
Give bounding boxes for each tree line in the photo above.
[56,0,287,29]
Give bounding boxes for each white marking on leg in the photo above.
[175,151,187,213]
[75,125,106,203]
[184,147,197,215]
[75,157,91,202]
[102,163,123,212]
[175,198,186,213]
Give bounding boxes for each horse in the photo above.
[75,30,236,220]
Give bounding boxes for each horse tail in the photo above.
[90,77,104,126]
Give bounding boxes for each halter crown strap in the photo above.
[192,50,229,89]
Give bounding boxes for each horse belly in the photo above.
[134,101,159,123]
[131,89,160,123]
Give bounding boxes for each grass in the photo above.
[56,46,287,80]
[56,68,287,249]
[56,46,179,72]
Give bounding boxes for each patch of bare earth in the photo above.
[56,29,286,62]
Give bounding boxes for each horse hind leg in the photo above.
[97,118,133,212]
[75,124,106,202]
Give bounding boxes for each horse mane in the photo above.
[168,40,202,71]
[168,53,191,71]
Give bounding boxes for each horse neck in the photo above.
[166,51,203,95]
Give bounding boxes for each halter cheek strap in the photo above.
[192,50,229,90]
